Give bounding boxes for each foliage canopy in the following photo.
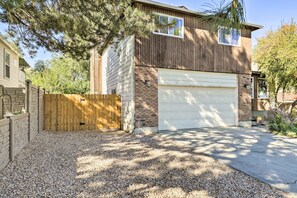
[0,0,154,59]
[254,22,297,99]
[27,56,90,94]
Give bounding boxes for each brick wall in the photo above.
[2,87,25,116]
[0,119,10,170]
[134,66,158,129]
[238,74,252,123]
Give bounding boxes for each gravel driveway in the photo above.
[0,131,289,197]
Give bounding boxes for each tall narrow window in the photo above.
[218,27,241,47]
[258,78,268,99]
[251,77,254,99]
[154,13,184,38]
[3,49,10,78]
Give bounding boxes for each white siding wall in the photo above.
[0,41,20,87]
[101,36,135,132]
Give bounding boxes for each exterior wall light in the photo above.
[145,80,151,87]
[244,83,250,90]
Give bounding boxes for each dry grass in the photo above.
[0,131,289,198]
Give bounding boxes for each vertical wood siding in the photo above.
[135,5,252,74]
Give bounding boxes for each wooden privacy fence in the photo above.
[44,94,121,131]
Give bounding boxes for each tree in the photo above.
[254,22,297,104]
[33,60,46,72]
[27,56,90,94]
[0,0,155,59]
[201,0,246,30]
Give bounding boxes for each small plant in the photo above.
[268,109,297,138]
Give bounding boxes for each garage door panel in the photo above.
[158,85,237,130]
[159,118,235,131]
[159,111,236,120]
[159,104,236,112]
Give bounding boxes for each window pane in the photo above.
[159,16,168,34]
[154,14,183,38]
[258,79,268,98]
[5,52,10,65]
[219,27,241,46]
[251,77,254,99]
[231,29,240,45]
[6,65,10,78]
[174,19,182,36]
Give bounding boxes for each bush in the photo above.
[268,110,297,138]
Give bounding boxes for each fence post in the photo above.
[25,80,31,142]
[37,87,40,133]
[8,116,14,161]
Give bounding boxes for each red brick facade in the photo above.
[238,74,252,122]
[134,69,252,129]
[134,66,158,128]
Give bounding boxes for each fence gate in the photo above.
[44,94,121,131]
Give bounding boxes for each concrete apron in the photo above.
[159,126,297,196]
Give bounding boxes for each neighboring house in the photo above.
[251,63,297,117]
[90,0,262,133]
[0,37,30,88]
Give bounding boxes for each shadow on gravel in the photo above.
[74,131,286,198]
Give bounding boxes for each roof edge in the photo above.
[135,0,262,31]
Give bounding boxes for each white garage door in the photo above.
[158,69,238,131]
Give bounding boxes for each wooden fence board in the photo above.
[44,94,121,131]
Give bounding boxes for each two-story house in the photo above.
[0,36,30,88]
[90,0,262,133]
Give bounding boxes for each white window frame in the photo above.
[218,26,241,47]
[153,12,184,39]
[251,77,254,99]
[257,78,269,99]
[3,48,10,78]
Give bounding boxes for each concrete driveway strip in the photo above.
[159,127,297,195]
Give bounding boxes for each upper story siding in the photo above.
[0,40,20,87]
[135,4,253,75]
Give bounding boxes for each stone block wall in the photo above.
[29,86,39,141]
[0,81,45,171]
[39,89,45,133]
[2,87,26,115]
[0,119,10,170]
[11,114,29,158]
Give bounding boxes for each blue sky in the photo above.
[1,0,297,67]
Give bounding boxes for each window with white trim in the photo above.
[153,13,184,38]
[218,27,241,47]
[258,78,268,99]
[251,77,254,99]
[3,49,10,78]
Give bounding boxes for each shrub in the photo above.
[268,110,297,138]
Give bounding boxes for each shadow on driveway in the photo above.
[159,126,297,195]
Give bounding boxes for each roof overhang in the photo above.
[19,58,31,70]
[135,0,263,31]
[0,36,21,57]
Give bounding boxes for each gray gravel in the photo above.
[0,131,290,197]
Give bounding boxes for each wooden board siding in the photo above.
[44,94,121,131]
[135,4,252,74]
[90,49,102,94]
